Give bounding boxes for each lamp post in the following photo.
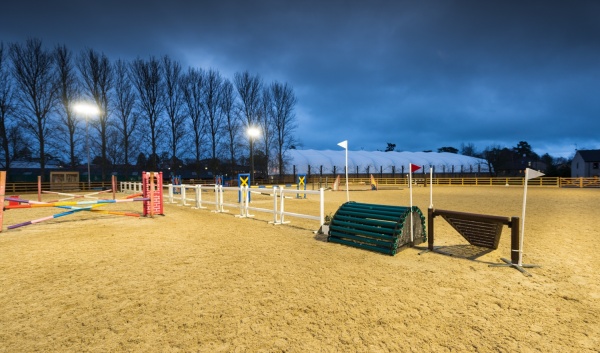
[247,126,260,184]
[73,102,100,190]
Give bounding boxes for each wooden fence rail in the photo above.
[310,176,598,188]
[2,177,599,193]
[2,181,115,194]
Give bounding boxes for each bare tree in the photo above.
[130,57,164,171]
[112,59,139,178]
[53,44,80,168]
[9,38,58,180]
[234,71,262,127]
[220,79,241,177]
[269,81,297,177]
[162,56,186,173]
[181,67,205,176]
[0,42,19,170]
[105,130,121,166]
[258,86,273,177]
[460,142,478,157]
[234,71,262,177]
[78,48,113,180]
[201,69,224,175]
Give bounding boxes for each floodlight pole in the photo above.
[247,126,261,184]
[73,102,100,191]
[250,137,255,181]
[86,117,91,190]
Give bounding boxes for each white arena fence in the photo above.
[120,181,325,229]
[120,181,144,193]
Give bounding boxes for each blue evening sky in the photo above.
[2,0,599,158]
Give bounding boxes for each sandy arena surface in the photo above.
[0,185,599,352]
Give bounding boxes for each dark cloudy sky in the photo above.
[2,0,599,158]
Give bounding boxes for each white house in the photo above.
[571,150,600,177]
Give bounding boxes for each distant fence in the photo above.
[2,180,116,194]
[310,176,598,188]
[3,176,599,192]
[559,177,600,188]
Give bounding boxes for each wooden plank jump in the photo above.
[427,208,520,265]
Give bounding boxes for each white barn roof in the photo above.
[284,149,490,174]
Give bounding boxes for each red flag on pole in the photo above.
[411,164,422,173]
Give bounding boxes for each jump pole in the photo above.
[56,204,140,217]
[4,197,149,209]
[8,205,95,229]
[0,171,5,232]
[5,198,149,229]
[42,189,113,202]
[112,175,117,200]
[150,172,155,217]
[38,176,42,202]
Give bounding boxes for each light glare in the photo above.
[73,102,100,115]
[247,126,260,138]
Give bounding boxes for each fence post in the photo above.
[428,208,435,250]
[510,216,520,264]
[193,185,202,209]
[181,186,188,206]
[273,186,279,224]
[215,185,221,212]
[168,184,174,204]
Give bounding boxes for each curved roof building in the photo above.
[283,149,490,175]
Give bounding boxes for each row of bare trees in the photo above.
[0,38,298,181]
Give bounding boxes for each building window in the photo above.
[593,162,599,169]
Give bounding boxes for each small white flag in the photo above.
[526,168,545,180]
[337,140,348,149]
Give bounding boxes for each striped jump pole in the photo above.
[56,205,140,217]
[4,197,149,209]
[6,198,148,229]
[40,188,113,202]
[8,205,95,229]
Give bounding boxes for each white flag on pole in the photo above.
[337,140,349,202]
[519,168,544,266]
[526,169,545,180]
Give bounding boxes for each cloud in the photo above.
[1,0,598,159]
